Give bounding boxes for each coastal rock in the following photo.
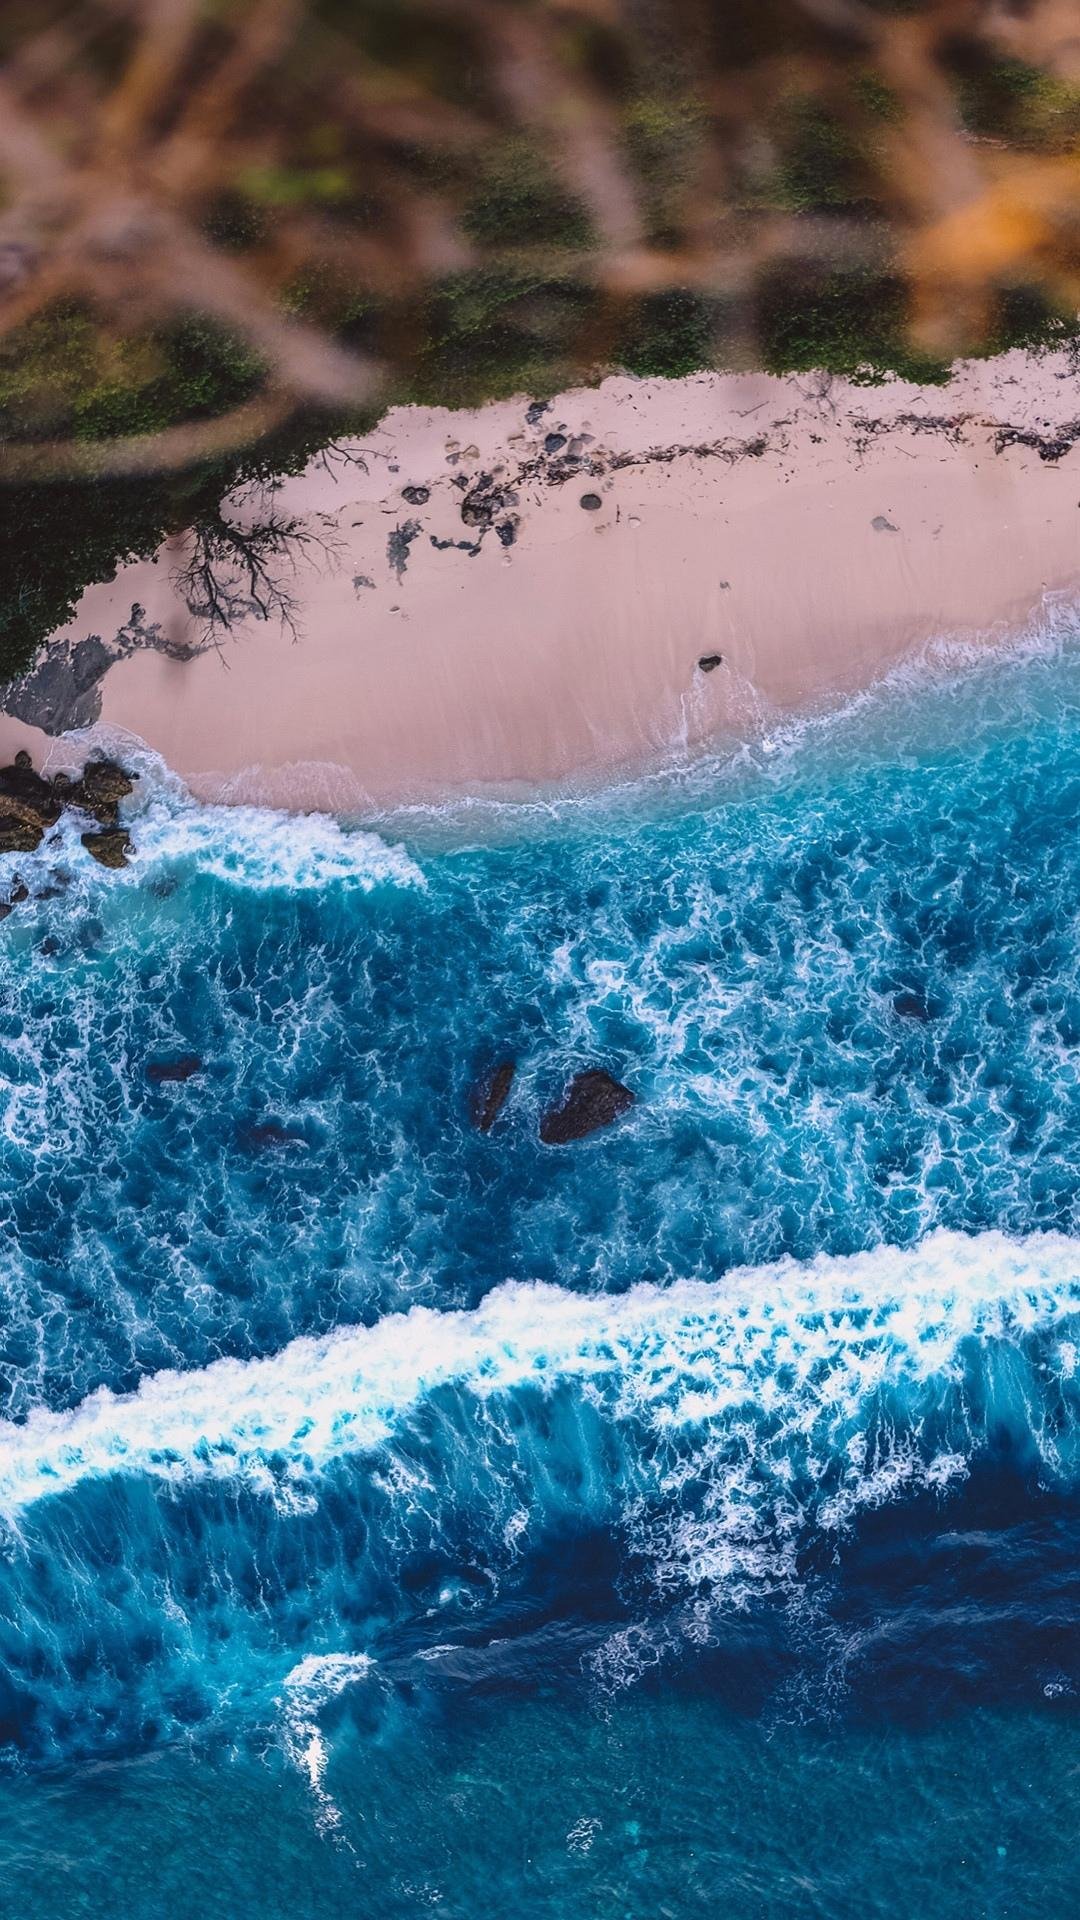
[540,1069,635,1145]
[579,492,602,511]
[70,757,135,827]
[147,1055,203,1084]
[697,653,723,673]
[470,1061,515,1133]
[81,828,131,869]
[0,753,63,832]
[0,877,30,917]
[0,752,136,858]
[0,812,45,854]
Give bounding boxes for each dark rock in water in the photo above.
[401,484,430,505]
[697,653,723,673]
[893,991,931,1022]
[470,1061,515,1133]
[70,757,135,827]
[81,827,131,869]
[544,432,567,454]
[147,1055,203,1084]
[239,1121,305,1151]
[525,398,551,426]
[540,1069,635,1145]
[0,875,30,917]
[496,518,518,547]
[579,492,602,511]
[0,753,135,853]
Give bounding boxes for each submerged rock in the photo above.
[893,990,932,1022]
[81,828,131,869]
[147,1055,203,1084]
[470,1061,515,1133]
[239,1121,305,1151]
[540,1069,635,1145]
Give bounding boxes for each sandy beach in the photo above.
[3,346,1080,810]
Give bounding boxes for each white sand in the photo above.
[3,348,1080,809]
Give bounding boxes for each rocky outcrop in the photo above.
[0,750,136,888]
[540,1069,635,1145]
[69,758,134,827]
[470,1061,515,1133]
[81,827,131,869]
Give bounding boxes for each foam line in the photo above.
[2,1229,1079,1515]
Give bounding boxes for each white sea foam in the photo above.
[279,1652,375,1831]
[2,1229,1079,1519]
[127,791,425,893]
[0,745,424,896]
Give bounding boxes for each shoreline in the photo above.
[4,346,1080,812]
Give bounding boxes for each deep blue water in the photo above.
[3,631,1080,1914]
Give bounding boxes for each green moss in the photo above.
[987,284,1080,356]
[0,308,263,448]
[462,140,592,249]
[623,94,708,241]
[852,71,903,124]
[757,265,950,383]
[955,55,1080,153]
[236,163,356,208]
[616,290,716,379]
[774,101,874,213]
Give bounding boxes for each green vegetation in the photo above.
[462,140,593,250]
[774,101,873,214]
[616,291,719,380]
[0,309,263,448]
[757,266,951,384]
[954,55,1080,154]
[0,410,351,684]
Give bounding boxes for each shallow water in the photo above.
[3,630,1080,1912]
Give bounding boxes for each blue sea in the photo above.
[3,626,1080,1916]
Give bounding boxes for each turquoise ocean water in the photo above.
[3,623,1080,1914]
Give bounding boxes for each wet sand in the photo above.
[3,347,1080,809]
